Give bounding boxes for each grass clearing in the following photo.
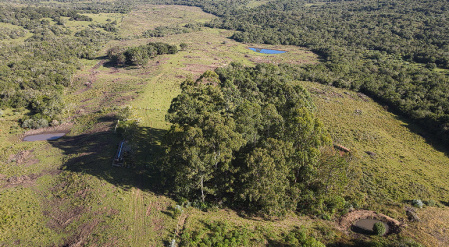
[301,81,449,204]
[61,13,124,34]
[246,0,270,8]
[300,80,449,245]
[0,22,33,45]
[118,4,216,38]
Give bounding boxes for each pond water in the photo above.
[248,47,286,54]
[23,133,66,141]
[352,219,389,235]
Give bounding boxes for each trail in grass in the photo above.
[130,188,146,246]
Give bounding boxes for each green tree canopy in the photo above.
[163,64,343,217]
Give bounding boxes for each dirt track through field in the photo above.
[130,188,146,246]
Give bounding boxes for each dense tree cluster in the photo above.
[107,42,178,66]
[141,23,202,38]
[163,64,348,217]
[0,6,113,127]
[88,21,118,33]
[0,0,134,14]
[152,0,250,16]
[0,6,93,27]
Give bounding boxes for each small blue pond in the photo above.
[23,133,66,141]
[248,47,286,54]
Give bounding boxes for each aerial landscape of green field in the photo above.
[0,0,448,246]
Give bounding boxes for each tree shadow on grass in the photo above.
[393,113,449,158]
[360,91,449,158]
[49,119,168,193]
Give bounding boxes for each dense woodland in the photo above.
[107,42,179,66]
[163,64,349,217]
[160,0,449,143]
[0,5,118,127]
[141,23,202,38]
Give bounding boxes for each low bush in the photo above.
[284,227,326,247]
[426,199,436,207]
[173,205,183,219]
[412,199,424,208]
[22,118,49,129]
[180,222,255,247]
[373,222,387,236]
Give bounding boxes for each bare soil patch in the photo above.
[8,149,39,166]
[1,170,61,188]
[182,63,220,74]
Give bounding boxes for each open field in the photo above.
[62,12,125,34]
[301,81,449,205]
[119,5,216,38]
[301,80,449,246]
[0,3,448,246]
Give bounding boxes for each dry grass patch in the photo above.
[402,207,449,246]
[118,5,216,38]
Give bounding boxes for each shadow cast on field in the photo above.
[49,123,168,193]
[394,114,449,158]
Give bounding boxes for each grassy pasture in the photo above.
[118,4,216,38]
[0,22,33,44]
[61,12,125,34]
[301,80,449,205]
[301,80,449,246]
[246,0,270,8]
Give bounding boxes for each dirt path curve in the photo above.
[87,59,105,86]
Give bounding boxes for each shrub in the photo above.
[373,222,387,236]
[426,199,436,207]
[412,199,424,208]
[50,119,60,126]
[284,227,326,247]
[22,118,49,129]
[22,119,32,129]
[35,118,49,128]
[173,205,183,219]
